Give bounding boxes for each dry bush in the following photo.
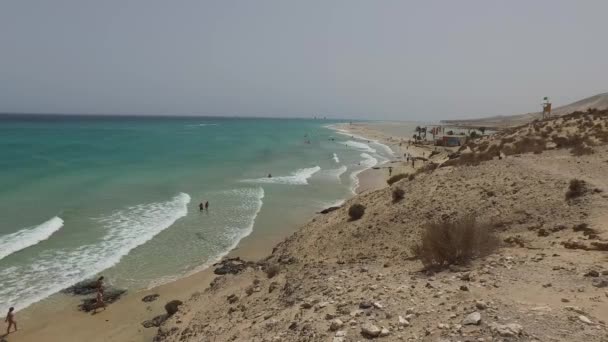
[264,263,280,278]
[571,144,594,156]
[392,187,405,202]
[348,204,365,221]
[387,173,408,185]
[408,174,415,181]
[565,179,587,200]
[512,137,545,154]
[411,216,499,269]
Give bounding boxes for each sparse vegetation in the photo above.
[411,216,499,269]
[391,188,405,202]
[348,204,365,221]
[570,144,594,156]
[408,174,415,181]
[565,179,587,200]
[387,173,408,185]
[264,263,280,278]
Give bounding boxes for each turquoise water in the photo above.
[0,115,394,311]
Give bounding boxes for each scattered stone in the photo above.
[592,279,608,288]
[398,315,410,327]
[330,319,344,331]
[489,323,523,337]
[379,328,390,337]
[475,300,487,310]
[79,288,127,312]
[584,270,600,277]
[462,311,481,325]
[578,315,593,325]
[361,323,381,337]
[460,285,469,291]
[142,314,168,328]
[142,294,160,303]
[213,257,256,275]
[359,301,373,309]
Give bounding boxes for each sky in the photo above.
[0,0,606,120]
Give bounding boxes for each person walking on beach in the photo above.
[5,307,17,335]
[93,288,106,313]
[388,166,393,177]
[199,202,204,211]
[204,201,209,211]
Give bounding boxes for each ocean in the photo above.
[0,115,395,312]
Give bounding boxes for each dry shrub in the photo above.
[392,187,405,202]
[408,174,415,181]
[264,263,280,278]
[565,179,586,200]
[348,204,365,221]
[512,137,545,154]
[411,216,499,269]
[571,144,594,156]
[387,173,408,185]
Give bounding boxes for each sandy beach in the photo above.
[6,122,406,342]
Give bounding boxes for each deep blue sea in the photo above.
[0,115,394,311]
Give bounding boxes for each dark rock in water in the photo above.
[213,257,257,275]
[142,294,160,302]
[319,206,340,214]
[79,289,127,312]
[142,314,168,328]
[165,300,183,316]
[63,279,101,296]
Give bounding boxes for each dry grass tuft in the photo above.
[565,179,587,200]
[391,188,405,203]
[348,204,365,221]
[411,216,499,269]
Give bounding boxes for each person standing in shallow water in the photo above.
[205,201,209,211]
[199,202,204,212]
[5,307,17,335]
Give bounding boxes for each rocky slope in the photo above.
[152,111,608,342]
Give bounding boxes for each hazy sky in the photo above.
[0,1,606,120]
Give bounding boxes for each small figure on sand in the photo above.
[93,288,106,313]
[5,307,17,335]
[199,202,204,211]
[96,276,104,290]
[388,167,393,176]
[205,201,209,211]
[268,173,272,178]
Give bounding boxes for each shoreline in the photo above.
[9,122,401,342]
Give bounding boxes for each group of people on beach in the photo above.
[199,201,209,212]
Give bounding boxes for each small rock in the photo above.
[398,315,410,326]
[475,300,487,310]
[359,301,373,309]
[460,285,469,291]
[592,279,608,288]
[164,300,183,316]
[489,323,523,337]
[579,315,593,325]
[330,319,344,331]
[462,311,481,325]
[361,323,381,337]
[379,328,390,337]
[584,270,600,277]
[142,294,160,302]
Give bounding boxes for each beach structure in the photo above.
[434,135,467,147]
[542,96,552,119]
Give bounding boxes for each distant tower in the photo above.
[542,96,552,119]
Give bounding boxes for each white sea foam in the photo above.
[149,188,265,288]
[241,166,321,185]
[186,123,219,127]
[0,217,64,261]
[349,153,378,194]
[332,153,340,163]
[329,125,395,158]
[340,140,376,153]
[0,193,190,312]
[323,165,348,183]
